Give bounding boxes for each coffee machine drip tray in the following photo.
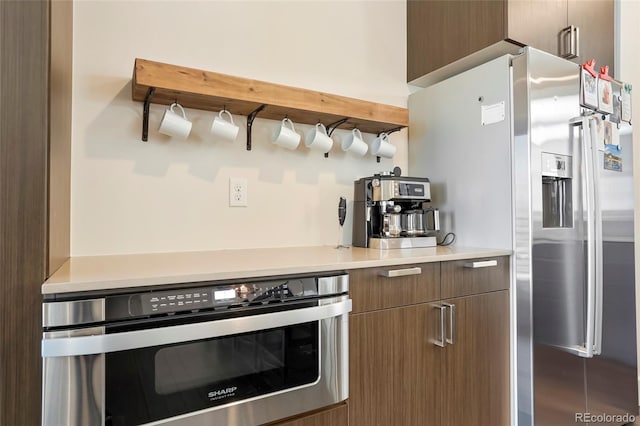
[369,236,437,250]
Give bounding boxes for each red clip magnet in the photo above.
[599,65,613,82]
[582,59,597,78]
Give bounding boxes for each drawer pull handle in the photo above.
[379,267,422,278]
[463,260,498,269]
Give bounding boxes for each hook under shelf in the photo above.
[141,87,156,142]
[246,105,267,151]
[325,118,350,158]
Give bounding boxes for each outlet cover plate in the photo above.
[229,177,248,207]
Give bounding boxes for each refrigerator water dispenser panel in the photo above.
[541,152,573,228]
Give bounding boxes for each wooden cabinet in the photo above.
[349,262,441,426]
[264,403,348,426]
[0,1,71,424]
[508,0,614,72]
[408,0,614,83]
[441,256,510,298]
[566,0,614,75]
[349,263,440,313]
[441,291,510,426]
[350,303,442,426]
[349,257,510,426]
[506,0,567,56]
[407,0,508,83]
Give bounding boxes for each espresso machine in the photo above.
[352,169,439,249]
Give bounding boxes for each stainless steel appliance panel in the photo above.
[42,274,351,426]
[43,298,105,328]
[408,54,513,250]
[524,48,589,426]
[43,354,104,425]
[146,308,349,426]
[512,53,534,426]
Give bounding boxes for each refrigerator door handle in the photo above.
[564,117,598,359]
[587,117,603,356]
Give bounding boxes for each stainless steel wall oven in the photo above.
[42,273,350,426]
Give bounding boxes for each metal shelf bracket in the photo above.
[324,117,350,158]
[142,87,156,142]
[247,105,267,151]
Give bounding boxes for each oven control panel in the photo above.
[126,278,321,316]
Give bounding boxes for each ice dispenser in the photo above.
[541,152,573,228]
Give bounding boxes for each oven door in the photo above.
[42,296,351,426]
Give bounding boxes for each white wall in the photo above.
[71,0,408,256]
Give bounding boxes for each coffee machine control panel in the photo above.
[372,178,431,202]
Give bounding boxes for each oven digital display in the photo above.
[214,289,236,300]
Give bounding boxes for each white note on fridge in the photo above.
[481,101,505,126]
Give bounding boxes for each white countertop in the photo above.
[42,245,512,295]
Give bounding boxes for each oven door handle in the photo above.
[42,298,352,358]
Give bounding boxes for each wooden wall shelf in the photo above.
[131,58,408,145]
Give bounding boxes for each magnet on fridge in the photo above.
[610,80,622,125]
[604,143,622,172]
[592,116,605,151]
[622,83,633,124]
[581,59,598,109]
[597,66,614,114]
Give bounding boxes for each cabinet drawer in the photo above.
[262,402,347,426]
[441,256,509,299]
[349,263,440,313]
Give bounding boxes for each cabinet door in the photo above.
[567,0,614,76]
[507,0,567,56]
[264,403,348,426]
[349,304,442,426]
[407,0,507,81]
[442,291,510,426]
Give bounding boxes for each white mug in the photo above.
[370,132,396,158]
[341,128,368,156]
[272,118,300,149]
[305,123,334,153]
[158,103,192,139]
[210,109,239,142]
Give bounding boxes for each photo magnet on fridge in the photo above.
[604,144,622,172]
[609,80,622,125]
[581,68,598,109]
[598,79,614,114]
[597,65,614,114]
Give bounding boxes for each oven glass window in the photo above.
[105,321,319,426]
[154,329,286,395]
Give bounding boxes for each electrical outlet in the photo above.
[229,177,248,207]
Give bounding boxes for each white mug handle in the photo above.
[316,123,327,135]
[170,103,187,119]
[218,109,235,125]
[353,128,363,140]
[380,132,389,142]
[283,118,295,132]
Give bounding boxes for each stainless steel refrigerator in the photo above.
[408,47,637,426]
